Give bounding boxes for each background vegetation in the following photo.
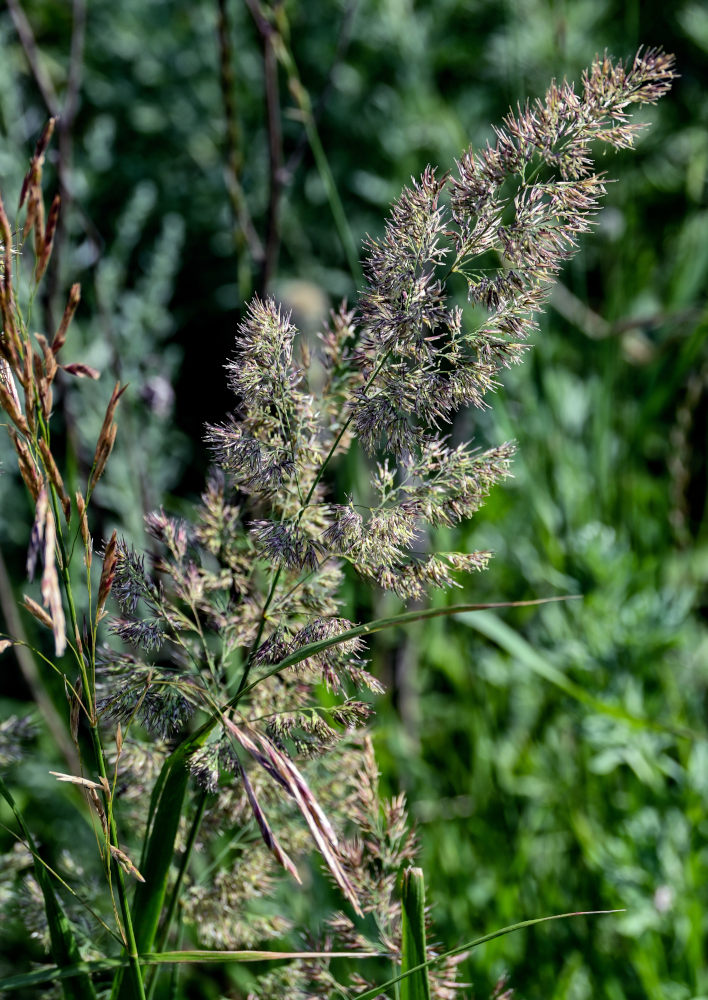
[0,1,706,997]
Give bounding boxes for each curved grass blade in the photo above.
[237,596,580,702]
[0,774,97,1000]
[1,950,382,992]
[144,949,382,964]
[350,909,623,1000]
[459,610,700,740]
[398,867,431,1000]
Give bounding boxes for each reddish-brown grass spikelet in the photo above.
[19,118,56,212]
[8,429,42,499]
[90,423,117,492]
[34,333,58,417]
[36,193,60,281]
[75,491,91,560]
[61,362,100,380]
[35,333,58,383]
[52,283,81,354]
[22,593,54,630]
[97,531,118,617]
[109,844,145,883]
[22,182,38,241]
[88,786,108,836]
[25,488,66,654]
[0,377,30,435]
[19,344,31,389]
[20,119,57,264]
[89,382,127,492]
[0,197,19,354]
[31,188,45,263]
[32,349,53,421]
[225,718,364,917]
[19,349,37,436]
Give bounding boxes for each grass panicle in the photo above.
[0,47,675,998]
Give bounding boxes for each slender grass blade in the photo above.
[459,610,699,739]
[0,949,382,991]
[351,909,623,1000]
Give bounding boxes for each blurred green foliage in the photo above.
[0,0,706,997]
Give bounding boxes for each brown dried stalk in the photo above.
[237,758,301,884]
[225,717,363,916]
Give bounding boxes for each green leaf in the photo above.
[0,775,97,1000]
[398,868,431,1000]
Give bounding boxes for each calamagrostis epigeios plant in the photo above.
[0,48,674,999]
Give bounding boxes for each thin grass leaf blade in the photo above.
[0,950,382,991]
[458,610,699,739]
[142,949,383,964]
[350,910,623,1000]
[0,775,97,1000]
[238,597,578,700]
[398,867,431,1000]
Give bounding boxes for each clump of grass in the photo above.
[0,48,674,998]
